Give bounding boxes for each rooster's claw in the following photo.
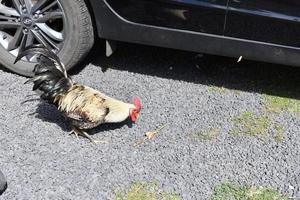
[69,126,107,144]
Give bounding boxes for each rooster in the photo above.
[15,46,141,144]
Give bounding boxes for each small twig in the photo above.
[133,137,147,148]
[133,124,167,148]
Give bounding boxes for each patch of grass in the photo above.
[273,124,285,142]
[208,85,227,93]
[263,94,300,116]
[189,128,220,140]
[230,112,285,142]
[233,90,241,96]
[114,182,181,200]
[208,85,241,96]
[230,112,270,136]
[210,183,247,200]
[210,183,288,200]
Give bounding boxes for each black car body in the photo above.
[88,0,300,67]
[1,0,299,76]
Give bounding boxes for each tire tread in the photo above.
[66,0,94,69]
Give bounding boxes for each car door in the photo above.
[224,0,300,47]
[106,0,229,35]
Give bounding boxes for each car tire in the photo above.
[0,169,6,195]
[0,0,94,77]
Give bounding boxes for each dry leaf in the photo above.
[145,124,167,139]
[145,132,156,139]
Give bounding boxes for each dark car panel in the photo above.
[5,0,300,76]
[225,0,300,47]
[87,0,300,67]
[106,0,228,34]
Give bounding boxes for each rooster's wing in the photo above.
[57,85,109,129]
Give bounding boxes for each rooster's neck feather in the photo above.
[104,100,135,123]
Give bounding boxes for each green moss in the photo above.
[208,86,227,93]
[114,182,181,200]
[207,85,241,96]
[210,183,287,200]
[230,112,270,136]
[210,183,247,200]
[273,124,285,142]
[190,128,220,140]
[233,90,241,96]
[263,94,300,115]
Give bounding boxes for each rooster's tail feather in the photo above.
[15,46,73,102]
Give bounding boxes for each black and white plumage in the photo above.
[15,46,141,143]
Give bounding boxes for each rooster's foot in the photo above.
[69,130,79,139]
[69,127,108,144]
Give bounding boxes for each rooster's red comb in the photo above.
[132,98,141,111]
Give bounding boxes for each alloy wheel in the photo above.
[0,0,65,61]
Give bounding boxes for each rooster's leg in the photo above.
[69,126,107,144]
[68,129,79,139]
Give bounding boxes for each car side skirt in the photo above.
[89,0,300,67]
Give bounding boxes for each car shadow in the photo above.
[0,183,7,196]
[79,41,300,100]
[17,41,300,135]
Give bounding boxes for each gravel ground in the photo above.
[0,43,300,199]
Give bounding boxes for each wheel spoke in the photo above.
[31,0,50,13]
[36,23,63,41]
[19,32,27,52]
[35,11,62,23]
[0,4,20,17]
[38,29,59,50]
[11,0,22,14]
[23,0,33,13]
[7,27,23,51]
[20,31,36,60]
[0,15,18,20]
[25,30,34,47]
[0,7,20,30]
[0,21,21,29]
[40,1,57,13]
[31,29,51,49]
